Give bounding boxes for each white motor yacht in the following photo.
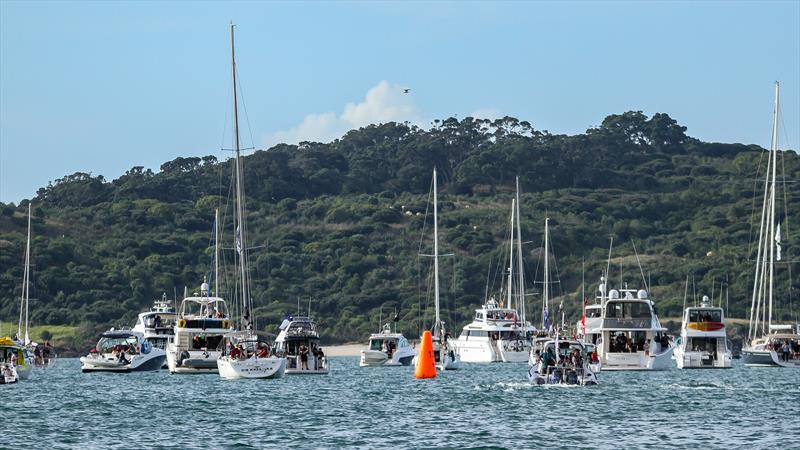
[166,283,233,374]
[452,298,531,363]
[132,293,177,354]
[275,316,329,375]
[528,338,599,385]
[674,296,732,369]
[80,330,166,373]
[595,283,675,371]
[360,323,416,367]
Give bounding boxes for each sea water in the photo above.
[5,358,799,449]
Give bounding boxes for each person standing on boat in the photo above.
[299,344,309,370]
[644,339,650,357]
[781,340,791,362]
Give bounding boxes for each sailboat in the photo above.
[451,178,531,363]
[2,204,35,380]
[216,23,285,379]
[742,82,800,368]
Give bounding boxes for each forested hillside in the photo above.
[1,112,798,351]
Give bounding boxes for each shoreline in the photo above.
[321,343,364,357]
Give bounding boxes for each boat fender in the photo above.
[141,341,152,355]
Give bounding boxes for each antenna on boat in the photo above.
[631,239,648,292]
[692,276,697,307]
[682,274,689,312]
[604,237,613,301]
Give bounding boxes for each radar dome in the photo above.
[637,290,648,299]
[609,289,620,299]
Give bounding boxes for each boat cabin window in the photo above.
[586,307,601,318]
[459,330,469,339]
[475,312,484,321]
[144,314,175,329]
[369,339,397,353]
[608,331,647,353]
[606,301,651,319]
[686,337,719,353]
[688,309,721,322]
[190,334,223,350]
[485,310,517,321]
[499,331,523,340]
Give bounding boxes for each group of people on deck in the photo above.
[227,341,272,360]
[767,339,800,361]
[535,346,587,375]
[287,343,325,370]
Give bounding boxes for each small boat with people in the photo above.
[275,316,329,374]
[1,362,18,384]
[166,281,234,374]
[80,330,166,373]
[528,336,599,385]
[0,336,31,381]
[360,323,416,367]
[674,296,732,369]
[30,341,57,368]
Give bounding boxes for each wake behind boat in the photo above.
[80,330,165,373]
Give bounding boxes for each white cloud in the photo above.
[266,81,421,146]
[469,108,502,120]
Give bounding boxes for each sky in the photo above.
[1,1,799,203]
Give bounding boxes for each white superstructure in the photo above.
[595,283,675,371]
[132,294,177,353]
[166,284,233,374]
[275,316,329,374]
[674,297,732,369]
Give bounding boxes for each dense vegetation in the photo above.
[1,112,798,351]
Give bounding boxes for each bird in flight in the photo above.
[403,88,410,94]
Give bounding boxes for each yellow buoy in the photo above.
[415,330,437,379]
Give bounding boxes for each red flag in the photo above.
[581,296,588,335]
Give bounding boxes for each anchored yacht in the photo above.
[166,282,233,374]
[595,282,675,371]
[80,330,166,373]
[452,298,531,363]
[132,294,177,353]
[360,323,416,367]
[275,316,329,374]
[674,296,732,369]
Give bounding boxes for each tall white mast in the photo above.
[433,168,441,335]
[767,81,779,331]
[514,177,526,325]
[231,23,249,331]
[543,217,550,329]
[214,208,220,297]
[507,199,515,311]
[18,203,31,344]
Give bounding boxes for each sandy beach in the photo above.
[321,343,364,357]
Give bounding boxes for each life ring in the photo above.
[222,320,229,329]
[177,319,186,328]
[141,341,152,355]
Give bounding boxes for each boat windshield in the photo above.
[143,313,176,329]
[688,309,722,322]
[97,336,139,353]
[369,338,397,351]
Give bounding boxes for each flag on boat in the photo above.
[581,297,588,335]
[543,307,550,331]
[776,223,781,261]
[235,225,242,254]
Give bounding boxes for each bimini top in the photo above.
[0,336,24,348]
[100,330,142,340]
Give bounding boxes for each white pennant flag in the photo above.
[775,223,781,261]
[235,225,242,254]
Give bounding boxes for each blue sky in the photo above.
[1,1,798,203]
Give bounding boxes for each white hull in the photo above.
[674,347,732,369]
[452,338,499,363]
[360,349,415,367]
[81,349,166,373]
[528,364,598,385]
[497,339,531,363]
[743,348,800,368]
[167,349,224,374]
[218,356,285,379]
[602,346,675,371]
[285,354,329,375]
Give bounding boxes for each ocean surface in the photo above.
[6,358,799,449]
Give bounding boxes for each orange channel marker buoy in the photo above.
[415,330,437,379]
